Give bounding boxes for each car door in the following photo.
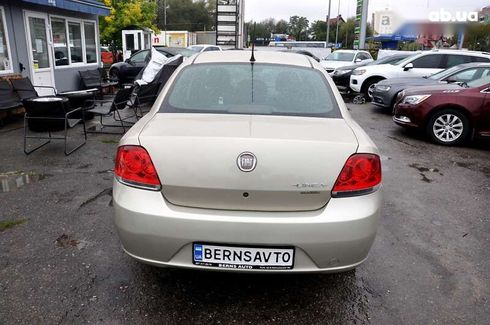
[479,85,490,137]
[125,49,149,81]
[403,54,445,78]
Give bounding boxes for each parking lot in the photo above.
[0,101,489,324]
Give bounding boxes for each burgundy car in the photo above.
[393,76,490,145]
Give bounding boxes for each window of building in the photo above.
[68,22,82,63]
[0,7,13,73]
[50,16,98,67]
[52,18,69,66]
[84,22,97,63]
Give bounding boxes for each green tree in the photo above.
[464,23,490,51]
[339,17,356,48]
[288,16,309,41]
[310,20,326,41]
[275,19,289,34]
[99,0,159,51]
[157,0,214,31]
[246,21,270,43]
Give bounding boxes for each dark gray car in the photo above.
[372,62,490,109]
[109,47,196,84]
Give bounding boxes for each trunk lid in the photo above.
[139,114,359,211]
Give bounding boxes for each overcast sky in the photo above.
[244,0,490,23]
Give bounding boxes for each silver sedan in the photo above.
[112,51,382,273]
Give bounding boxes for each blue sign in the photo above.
[194,244,203,261]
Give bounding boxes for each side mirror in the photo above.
[404,63,414,71]
[355,58,362,63]
[125,58,132,64]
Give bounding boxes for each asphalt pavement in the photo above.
[0,102,489,324]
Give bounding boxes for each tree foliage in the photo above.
[464,23,490,51]
[246,19,291,42]
[99,0,159,50]
[156,0,215,32]
[288,16,310,41]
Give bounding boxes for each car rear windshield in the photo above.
[161,63,341,118]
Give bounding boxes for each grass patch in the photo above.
[100,139,119,144]
[0,219,27,232]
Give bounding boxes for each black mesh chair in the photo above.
[85,87,134,134]
[129,55,184,118]
[79,69,117,95]
[0,80,23,126]
[23,97,87,156]
[10,77,57,100]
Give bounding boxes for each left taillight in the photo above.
[115,145,161,191]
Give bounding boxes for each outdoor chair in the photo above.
[129,54,184,118]
[23,96,87,156]
[0,80,23,126]
[79,69,117,95]
[85,87,134,134]
[0,80,22,110]
[10,77,57,101]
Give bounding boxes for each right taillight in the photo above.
[332,153,382,197]
[115,145,161,191]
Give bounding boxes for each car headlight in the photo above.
[334,69,352,76]
[376,85,391,92]
[401,94,431,105]
[352,69,366,75]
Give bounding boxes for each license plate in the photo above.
[193,243,295,270]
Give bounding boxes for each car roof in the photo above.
[332,49,365,53]
[419,49,490,57]
[191,44,216,47]
[450,62,490,69]
[192,51,313,67]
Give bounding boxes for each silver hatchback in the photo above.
[113,51,382,273]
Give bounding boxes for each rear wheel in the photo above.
[426,109,470,146]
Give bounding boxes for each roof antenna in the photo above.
[250,22,256,63]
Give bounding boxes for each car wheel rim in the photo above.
[367,84,377,99]
[433,114,464,142]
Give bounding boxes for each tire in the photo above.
[364,78,384,100]
[426,109,470,146]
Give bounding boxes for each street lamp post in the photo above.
[326,0,331,46]
[334,0,340,47]
[164,0,167,29]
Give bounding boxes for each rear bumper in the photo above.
[113,180,382,273]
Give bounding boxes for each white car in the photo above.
[188,44,222,53]
[112,51,382,273]
[321,50,373,74]
[350,49,490,98]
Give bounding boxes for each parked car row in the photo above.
[393,75,490,146]
[109,46,197,84]
[324,49,490,147]
[331,53,414,93]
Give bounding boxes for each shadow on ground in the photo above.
[115,262,372,324]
